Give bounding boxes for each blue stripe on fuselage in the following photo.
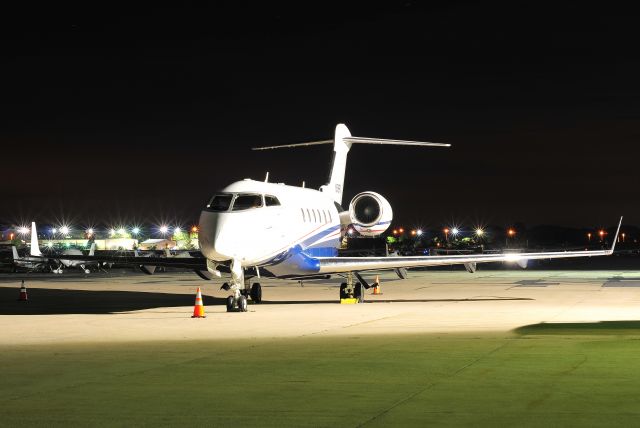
[256,224,340,275]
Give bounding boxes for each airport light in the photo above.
[451,227,459,236]
[17,226,30,236]
[392,229,398,235]
[507,229,516,237]
[46,241,53,248]
[51,228,57,235]
[174,227,182,234]
[159,225,169,235]
[132,227,140,235]
[59,225,70,235]
[621,232,626,243]
[598,230,605,241]
[411,230,417,236]
[191,226,198,233]
[587,232,592,242]
[443,228,449,241]
[416,229,423,236]
[398,227,404,233]
[117,228,126,236]
[109,228,116,237]
[475,228,484,237]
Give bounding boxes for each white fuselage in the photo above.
[198,180,342,273]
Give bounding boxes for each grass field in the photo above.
[2,323,640,427]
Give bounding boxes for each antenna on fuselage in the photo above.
[264,172,269,182]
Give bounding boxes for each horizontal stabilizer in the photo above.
[252,137,449,150]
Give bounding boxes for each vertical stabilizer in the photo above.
[30,222,42,257]
[320,123,352,205]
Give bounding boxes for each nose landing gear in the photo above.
[222,259,263,312]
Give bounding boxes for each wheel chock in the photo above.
[340,298,359,304]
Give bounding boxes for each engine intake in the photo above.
[348,192,393,236]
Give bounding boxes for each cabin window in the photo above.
[328,210,332,222]
[265,195,281,206]
[232,194,263,211]
[306,209,311,222]
[323,210,328,223]
[206,194,233,211]
[312,210,317,222]
[301,208,306,222]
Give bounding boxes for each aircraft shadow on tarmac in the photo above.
[0,287,535,315]
[515,320,640,335]
[0,287,227,315]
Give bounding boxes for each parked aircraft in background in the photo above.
[27,223,102,274]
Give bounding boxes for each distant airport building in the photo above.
[138,239,175,250]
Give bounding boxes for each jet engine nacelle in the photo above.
[348,191,393,236]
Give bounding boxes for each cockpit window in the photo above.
[265,195,281,206]
[232,194,263,211]
[207,194,233,211]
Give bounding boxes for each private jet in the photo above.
[34,124,621,312]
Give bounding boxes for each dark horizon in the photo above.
[2,3,639,228]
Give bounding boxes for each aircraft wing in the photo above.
[317,217,622,274]
[30,254,210,270]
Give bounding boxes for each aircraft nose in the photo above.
[198,210,232,261]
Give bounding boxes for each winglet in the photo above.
[609,216,623,254]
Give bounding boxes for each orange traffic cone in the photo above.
[18,280,28,301]
[191,287,206,318]
[372,275,382,295]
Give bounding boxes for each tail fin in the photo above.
[89,242,96,256]
[252,123,451,205]
[11,246,19,261]
[30,222,42,257]
[319,124,352,205]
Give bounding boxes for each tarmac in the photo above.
[2,268,640,346]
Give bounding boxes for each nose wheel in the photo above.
[224,282,262,312]
[225,295,249,312]
[223,259,260,312]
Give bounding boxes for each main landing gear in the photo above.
[339,272,363,303]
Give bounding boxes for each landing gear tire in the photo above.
[238,295,248,312]
[250,283,262,304]
[226,296,235,312]
[339,283,348,299]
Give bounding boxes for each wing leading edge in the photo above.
[317,217,623,274]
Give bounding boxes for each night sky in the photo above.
[2,3,639,229]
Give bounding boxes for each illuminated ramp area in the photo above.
[1,270,640,425]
